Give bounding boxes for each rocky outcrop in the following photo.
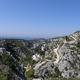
[33,31,80,79]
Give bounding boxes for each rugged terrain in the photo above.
[0,31,80,80]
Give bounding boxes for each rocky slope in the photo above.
[0,31,80,80]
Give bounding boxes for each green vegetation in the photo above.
[54,67,62,77]
[76,41,80,49]
[35,47,45,56]
[0,41,26,79]
[0,71,7,80]
[65,36,71,41]
[25,69,34,78]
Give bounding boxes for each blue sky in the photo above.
[0,0,80,38]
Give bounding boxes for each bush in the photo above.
[25,68,34,78]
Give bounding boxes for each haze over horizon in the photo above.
[0,0,80,38]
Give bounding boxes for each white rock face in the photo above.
[41,46,45,51]
[33,78,42,80]
[0,48,5,53]
[58,41,80,78]
[34,61,55,78]
[32,54,42,62]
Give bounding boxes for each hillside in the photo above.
[0,31,80,80]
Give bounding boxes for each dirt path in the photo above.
[53,35,77,64]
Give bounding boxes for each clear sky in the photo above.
[0,0,80,38]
